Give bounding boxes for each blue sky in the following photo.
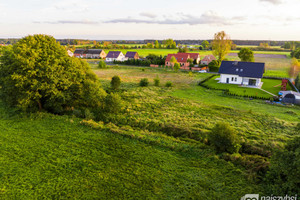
[1,0,299,40]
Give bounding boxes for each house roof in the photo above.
[106,51,122,58]
[87,49,103,54]
[177,53,200,60]
[74,49,104,55]
[74,49,85,54]
[218,61,265,78]
[125,52,138,58]
[166,54,190,63]
[202,55,216,62]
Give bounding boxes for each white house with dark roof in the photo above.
[218,61,265,87]
[106,51,126,62]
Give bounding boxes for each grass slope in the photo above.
[0,103,261,199]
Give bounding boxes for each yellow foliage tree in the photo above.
[212,31,232,61]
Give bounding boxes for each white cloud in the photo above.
[140,12,157,19]
[259,0,283,5]
[105,11,245,26]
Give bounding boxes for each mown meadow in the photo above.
[1,65,299,199]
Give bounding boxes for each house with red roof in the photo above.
[201,55,216,65]
[165,53,201,68]
[177,53,200,64]
[165,54,190,68]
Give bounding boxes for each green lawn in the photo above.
[202,76,273,98]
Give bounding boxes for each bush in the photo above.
[173,63,180,72]
[139,78,149,87]
[209,122,241,154]
[208,60,221,72]
[265,137,300,195]
[154,76,160,86]
[104,93,123,114]
[165,81,173,87]
[111,75,121,90]
[98,60,107,68]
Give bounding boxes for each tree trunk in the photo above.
[37,100,42,112]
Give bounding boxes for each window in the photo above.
[232,77,234,81]
[236,68,238,71]
[240,69,243,72]
[235,77,237,82]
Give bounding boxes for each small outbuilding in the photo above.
[279,91,300,105]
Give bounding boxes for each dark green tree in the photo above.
[208,60,221,72]
[238,48,255,62]
[111,75,121,90]
[201,40,210,49]
[0,34,106,113]
[291,48,300,59]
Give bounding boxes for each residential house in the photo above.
[106,51,126,62]
[74,49,86,58]
[178,53,201,64]
[67,50,74,57]
[218,61,265,87]
[125,52,139,60]
[165,54,190,68]
[73,49,106,59]
[201,55,216,65]
[86,49,106,59]
[165,53,201,67]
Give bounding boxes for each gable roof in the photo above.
[125,51,138,58]
[177,53,200,60]
[106,51,122,58]
[202,55,216,62]
[87,49,103,54]
[74,49,85,54]
[218,61,265,78]
[166,54,190,63]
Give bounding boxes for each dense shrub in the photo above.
[165,81,173,87]
[139,78,149,87]
[208,60,221,72]
[265,137,300,195]
[111,75,121,90]
[209,122,241,154]
[173,63,180,72]
[154,76,160,86]
[291,48,300,59]
[0,34,106,113]
[98,60,107,68]
[104,93,123,114]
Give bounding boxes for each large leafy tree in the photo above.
[201,40,210,49]
[0,34,106,113]
[212,31,232,61]
[238,48,255,62]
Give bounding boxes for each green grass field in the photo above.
[1,64,299,199]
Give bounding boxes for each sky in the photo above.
[0,0,300,40]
